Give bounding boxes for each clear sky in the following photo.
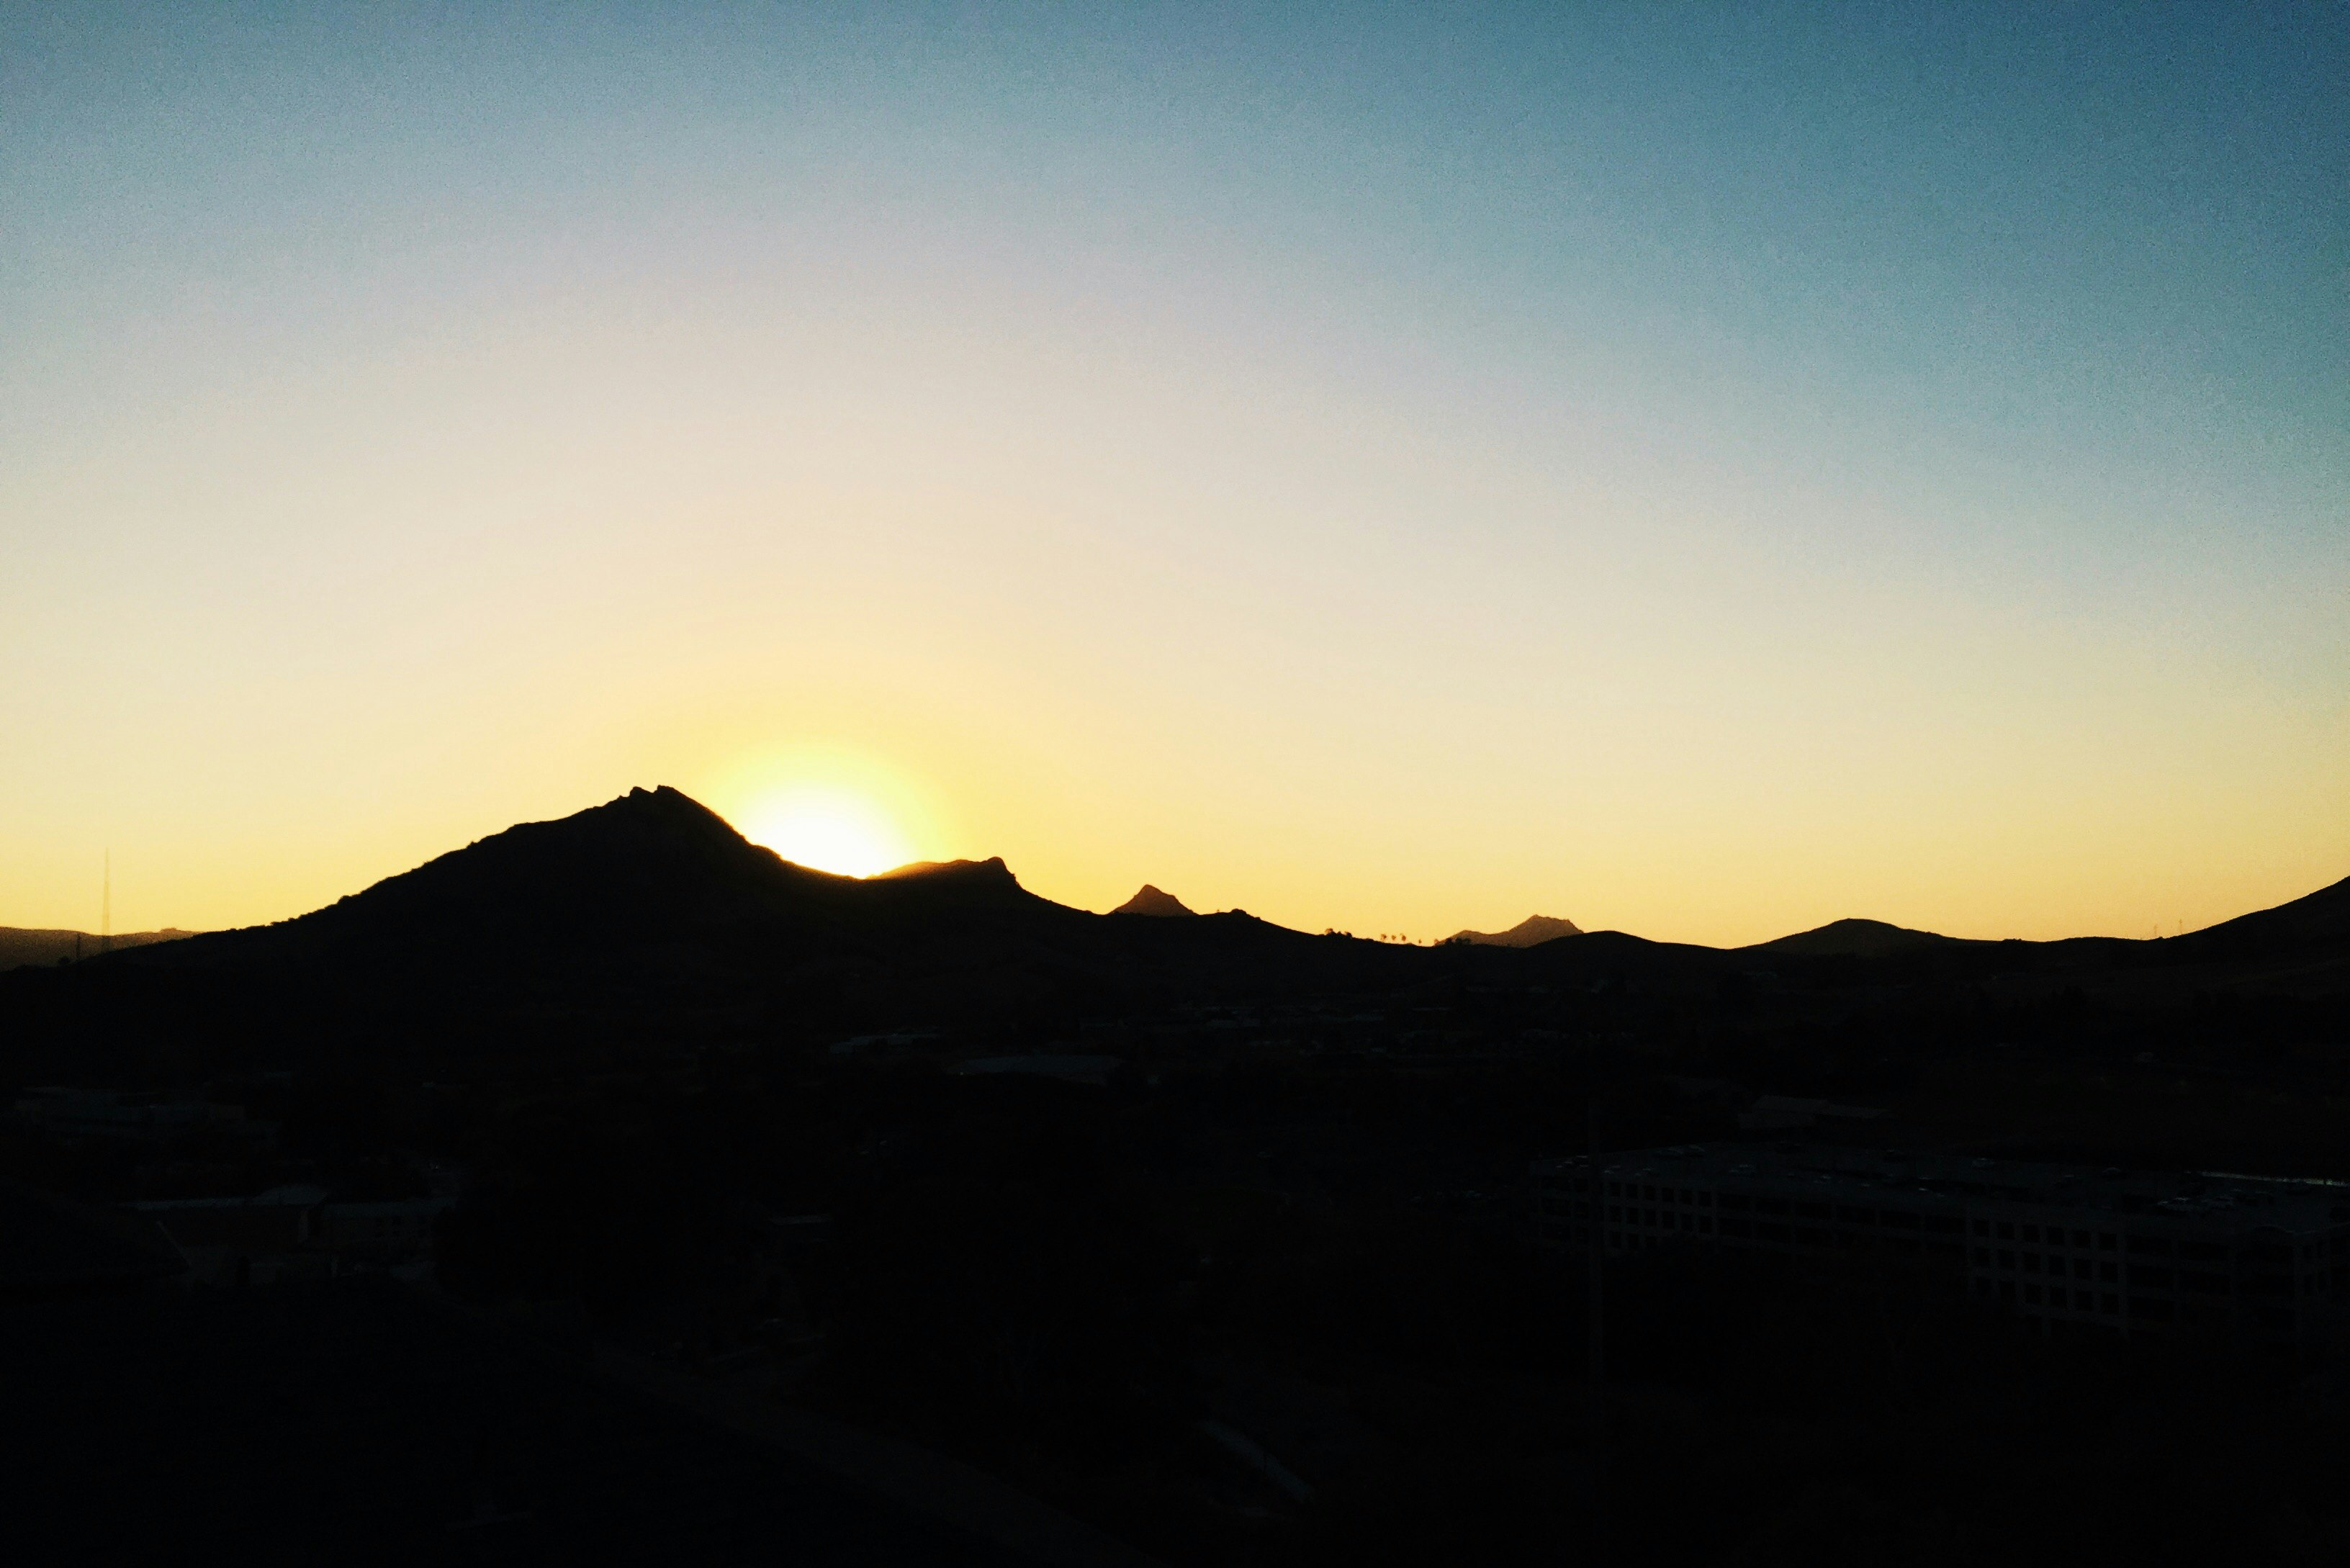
[4,3,2344,945]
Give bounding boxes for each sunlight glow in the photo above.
[742,786,914,878]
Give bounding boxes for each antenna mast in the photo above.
[102,849,111,955]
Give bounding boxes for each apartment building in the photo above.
[1532,1143,2350,1351]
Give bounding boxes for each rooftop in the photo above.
[1538,1143,2350,1237]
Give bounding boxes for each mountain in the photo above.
[1111,886,1197,917]
[1745,918,1968,958]
[1447,914,1583,948]
[2161,873,2350,960]
[14,788,1413,1065]
[4,788,2344,1086]
[0,927,194,972]
[122,787,1063,980]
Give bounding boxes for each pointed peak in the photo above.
[1446,914,1583,947]
[1112,885,1197,917]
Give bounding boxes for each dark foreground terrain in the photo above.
[0,1276,1023,1567]
[5,788,2349,1565]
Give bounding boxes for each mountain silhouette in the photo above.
[1111,886,1196,917]
[122,786,1076,993]
[0,927,194,972]
[1447,914,1583,948]
[53,788,1413,1057]
[6,790,2344,1084]
[1745,918,1966,958]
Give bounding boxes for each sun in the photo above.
[742,785,914,878]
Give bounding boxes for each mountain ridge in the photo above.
[1447,914,1583,948]
[6,791,2344,1047]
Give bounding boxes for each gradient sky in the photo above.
[4,3,2344,945]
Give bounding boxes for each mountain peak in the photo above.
[1111,885,1197,917]
[1447,914,1583,947]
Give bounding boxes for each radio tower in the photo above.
[102,849,112,955]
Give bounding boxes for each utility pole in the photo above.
[1587,1096,1608,1564]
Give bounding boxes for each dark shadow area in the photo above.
[5,790,2349,1564]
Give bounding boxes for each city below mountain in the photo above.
[4,784,2349,1568]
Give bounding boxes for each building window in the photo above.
[2099,1263,2117,1283]
[2101,1294,2118,1314]
[1971,1220,1988,1237]
[1973,1248,1989,1265]
[1998,1251,2014,1269]
[1997,1222,2014,1240]
[2024,1284,2043,1305]
[2099,1233,2117,1251]
[2023,1254,2040,1274]
[2072,1230,2092,1248]
[2023,1225,2040,1243]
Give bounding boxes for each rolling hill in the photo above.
[1,788,2342,1084]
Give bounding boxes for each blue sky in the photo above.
[3,3,2343,941]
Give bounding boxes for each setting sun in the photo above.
[741,785,914,878]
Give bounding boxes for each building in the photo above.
[12,1086,261,1141]
[134,1186,453,1283]
[134,1186,333,1287]
[317,1197,449,1263]
[1532,1143,2350,1352]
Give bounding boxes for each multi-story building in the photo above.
[1532,1144,2350,1352]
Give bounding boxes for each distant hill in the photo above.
[22,788,1413,1059]
[3,789,2344,1083]
[1111,886,1196,917]
[1448,915,1583,948]
[0,927,194,972]
[2162,873,2350,960]
[1745,918,1967,958]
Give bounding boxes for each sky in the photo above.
[2,2,2344,946]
